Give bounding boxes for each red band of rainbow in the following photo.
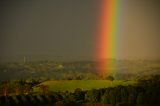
[95,0,121,78]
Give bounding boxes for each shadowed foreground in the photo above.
[0,75,160,106]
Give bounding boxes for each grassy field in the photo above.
[34,80,136,92]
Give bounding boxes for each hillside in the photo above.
[34,80,136,92]
[0,59,160,80]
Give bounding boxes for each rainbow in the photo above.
[96,0,121,78]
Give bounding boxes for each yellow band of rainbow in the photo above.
[96,0,121,77]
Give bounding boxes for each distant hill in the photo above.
[0,59,160,80]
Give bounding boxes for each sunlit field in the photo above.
[34,80,136,92]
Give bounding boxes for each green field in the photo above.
[34,80,136,92]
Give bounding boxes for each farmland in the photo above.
[0,60,160,105]
[34,80,136,92]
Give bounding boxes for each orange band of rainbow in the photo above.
[96,0,120,77]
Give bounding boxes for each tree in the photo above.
[101,94,110,104]
[106,75,115,86]
[85,89,100,102]
[120,87,128,103]
[74,88,85,102]
[39,85,49,95]
[136,92,145,105]
[127,86,137,106]
[55,101,64,106]
[106,76,115,81]
[63,92,76,103]
[109,89,116,106]
[1,81,9,96]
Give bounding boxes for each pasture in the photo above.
[34,80,136,92]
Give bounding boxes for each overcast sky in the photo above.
[0,0,160,61]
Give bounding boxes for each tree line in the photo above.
[0,75,159,106]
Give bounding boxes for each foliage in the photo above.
[85,89,100,102]
[0,75,160,105]
[1,60,160,81]
[106,76,115,81]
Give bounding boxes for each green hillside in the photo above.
[34,80,136,92]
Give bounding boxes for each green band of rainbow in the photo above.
[96,0,121,77]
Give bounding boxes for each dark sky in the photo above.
[0,0,160,61]
[118,0,160,59]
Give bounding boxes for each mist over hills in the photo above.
[0,59,160,81]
